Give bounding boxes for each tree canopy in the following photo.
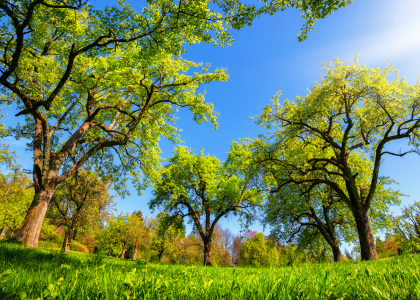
[255,58,411,260]
[150,143,263,265]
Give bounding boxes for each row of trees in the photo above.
[0,0,352,250]
[1,156,418,265]
[148,59,420,264]
[1,1,419,265]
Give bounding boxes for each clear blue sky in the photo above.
[4,0,420,239]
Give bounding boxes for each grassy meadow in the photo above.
[1,242,420,299]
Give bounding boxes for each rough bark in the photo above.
[61,227,74,253]
[203,240,212,266]
[318,227,344,262]
[61,210,82,253]
[17,187,56,247]
[331,245,344,262]
[353,208,378,260]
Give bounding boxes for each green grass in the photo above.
[1,242,420,299]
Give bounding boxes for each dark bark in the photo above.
[353,208,378,260]
[203,239,212,266]
[331,245,344,262]
[61,227,74,253]
[317,226,344,262]
[16,187,56,247]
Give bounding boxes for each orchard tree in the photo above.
[98,212,153,259]
[47,170,113,253]
[264,183,350,262]
[130,212,155,261]
[0,144,34,238]
[393,201,420,253]
[256,58,416,260]
[0,0,353,249]
[240,233,278,266]
[150,144,264,266]
[152,212,185,262]
[0,169,33,238]
[97,213,130,257]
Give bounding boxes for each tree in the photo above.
[255,58,412,260]
[344,248,353,261]
[240,233,278,266]
[232,236,243,265]
[96,213,126,257]
[264,182,351,262]
[0,168,33,238]
[0,0,353,249]
[150,144,263,266]
[0,143,34,238]
[152,212,185,262]
[393,202,420,253]
[129,212,155,261]
[47,170,113,253]
[97,212,154,259]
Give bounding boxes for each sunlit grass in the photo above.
[1,242,420,299]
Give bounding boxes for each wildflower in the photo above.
[159,275,163,278]
[122,266,125,268]
[142,269,147,273]
[57,277,64,285]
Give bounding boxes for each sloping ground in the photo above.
[0,242,419,299]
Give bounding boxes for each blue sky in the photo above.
[4,0,420,240]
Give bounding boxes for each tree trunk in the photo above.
[61,227,74,253]
[132,243,138,261]
[0,227,6,239]
[353,208,378,260]
[120,242,126,259]
[158,249,165,262]
[203,240,212,266]
[17,187,56,247]
[331,245,344,262]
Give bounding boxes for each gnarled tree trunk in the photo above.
[353,208,377,260]
[203,240,212,266]
[61,227,74,253]
[17,187,56,247]
[331,245,344,262]
[61,211,82,253]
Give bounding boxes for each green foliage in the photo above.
[0,0,353,195]
[97,212,154,259]
[150,144,263,228]
[240,233,278,266]
[0,165,34,235]
[150,144,264,265]
[254,58,412,259]
[392,201,420,253]
[47,171,114,234]
[3,242,420,299]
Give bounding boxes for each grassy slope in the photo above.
[1,242,420,299]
